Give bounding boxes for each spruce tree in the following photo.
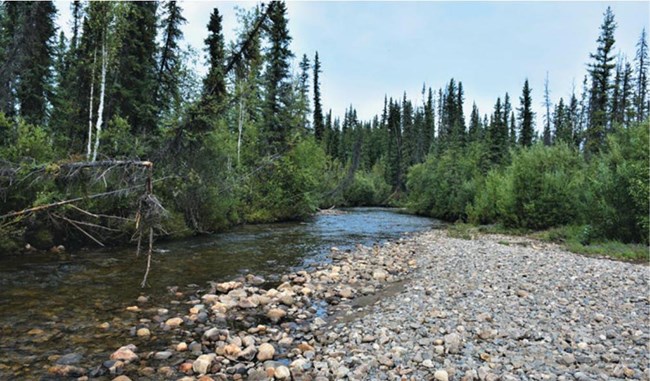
[157,0,187,116]
[553,98,572,143]
[468,102,481,142]
[423,87,435,154]
[312,51,324,141]
[203,7,227,106]
[634,28,648,122]
[263,0,293,154]
[13,1,57,125]
[509,112,516,146]
[487,97,508,164]
[568,90,581,148]
[401,93,415,166]
[503,92,511,130]
[386,99,403,191]
[542,73,552,146]
[586,6,617,156]
[111,1,158,137]
[517,79,534,147]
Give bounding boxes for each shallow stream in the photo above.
[0,207,437,379]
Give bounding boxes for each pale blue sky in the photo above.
[57,1,650,130]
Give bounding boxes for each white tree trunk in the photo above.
[92,39,107,162]
[237,97,245,166]
[86,49,97,160]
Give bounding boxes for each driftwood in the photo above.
[0,159,162,288]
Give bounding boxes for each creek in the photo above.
[0,207,438,379]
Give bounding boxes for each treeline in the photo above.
[0,3,647,251]
[335,7,648,244]
[0,1,336,251]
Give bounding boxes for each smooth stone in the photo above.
[136,328,150,337]
[193,354,216,375]
[165,317,183,327]
[267,308,287,323]
[257,343,275,361]
[56,353,83,365]
[154,351,172,360]
[110,345,138,362]
[274,365,291,379]
[434,369,449,381]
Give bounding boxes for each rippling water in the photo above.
[0,207,437,379]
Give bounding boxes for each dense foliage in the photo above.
[0,3,647,251]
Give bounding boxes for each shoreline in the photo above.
[48,229,649,380]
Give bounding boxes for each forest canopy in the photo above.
[0,2,648,253]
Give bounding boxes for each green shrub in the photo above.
[583,122,650,243]
[501,143,585,229]
[406,143,485,221]
[343,165,392,206]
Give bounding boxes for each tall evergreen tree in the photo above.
[263,0,293,154]
[423,87,435,154]
[542,72,552,146]
[468,102,481,142]
[12,2,57,125]
[386,99,403,191]
[585,6,616,155]
[157,0,187,116]
[487,97,508,164]
[312,51,324,141]
[553,98,572,143]
[568,89,581,148]
[203,7,227,106]
[509,112,516,146]
[517,79,535,147]
[634,28,648,122]
[110,1,158,137]
[503,92,512,129]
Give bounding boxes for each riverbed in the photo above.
[0,208,437,379]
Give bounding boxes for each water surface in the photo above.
[0,207,437,379]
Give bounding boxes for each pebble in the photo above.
[105,230,648,381]
[434,369,449,381]
[274,365,291,379]
[257,343,275,361]
[136,328,150,337]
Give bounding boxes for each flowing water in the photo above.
[0,208,438,379]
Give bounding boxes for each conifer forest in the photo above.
[0,1,648,253]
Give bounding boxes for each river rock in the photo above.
[339,287,354,299]
[110,345,138,362]
[372,269,388,281]
[154,351,172,360]
[267,308,287,323]
[444,332,462,354]
[56,353,83,365]
[112,376,132,381]
[257,343,275,361]
[434,369,449,381]
[223,343,242,359]
[216,281,243,293]
[274,365,291,379]
[193,354,216,375]
[239,345,257,361]
[297,342,314,352]
[165,317,183,328]
[136,327,150,337]
[238,297,259,308]
[48,365,86,377]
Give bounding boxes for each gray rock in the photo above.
[56,353,83,365]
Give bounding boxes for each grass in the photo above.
[446,223,649,263]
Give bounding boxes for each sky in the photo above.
[56,1,650,131]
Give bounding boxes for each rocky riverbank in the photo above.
[50,230,649,380]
